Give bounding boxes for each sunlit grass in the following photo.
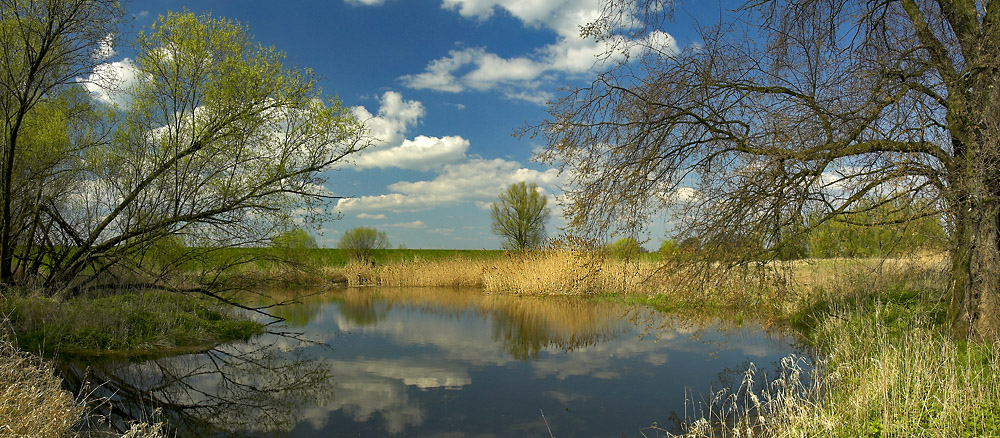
[650,253,1000,437]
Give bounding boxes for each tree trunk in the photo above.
[951,201,1000,340]
[0,131,16,284]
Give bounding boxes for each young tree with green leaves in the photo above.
[491,181,550,251]
[338,227,389,263]
[3,10,367,293]
[0,0,122,284]
[658,239,679,256]
[271,228,318,250]
[608,237,643,259]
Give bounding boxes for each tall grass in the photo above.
[667,309,1000,437]
[660,254,1000,437]
[337,249,666,294]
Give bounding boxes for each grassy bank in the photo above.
[0,287,261,437]
[1,290,264,357]
[652,254,1000,437]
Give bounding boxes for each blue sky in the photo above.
[102,0,722,249]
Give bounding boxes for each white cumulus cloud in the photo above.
[336,158,560,213]
[351,92,473,172]
[400,0,678,105]
[77,58,140,107]
[351,91,425,148]
[355,135,469,171]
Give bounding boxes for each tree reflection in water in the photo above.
[60,333,333,437]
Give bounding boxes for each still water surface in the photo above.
[66,287,805,437]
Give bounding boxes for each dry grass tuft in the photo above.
[0,323,83,437]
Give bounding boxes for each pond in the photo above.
[62,287,807,437]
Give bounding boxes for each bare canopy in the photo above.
[531,0,1000,339]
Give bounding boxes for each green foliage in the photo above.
[271,228,318,249]
[807,199,946,258]
[491,181,550,251]
[678,236,701,251]
[607,237,643,258]
[658,239,678,254]
[338,227,389,262]
[3,9,365,291]
[0,0,122,282]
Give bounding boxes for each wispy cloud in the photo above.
[387,220,428,229]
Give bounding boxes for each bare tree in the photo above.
[491,181,550,251]
[532,0,1000,339]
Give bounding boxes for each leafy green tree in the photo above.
[5,10,366,292]
[0,0,122,283]
[271,228,318,250]
[608,237,643,259]
[270,228,318,267]
[338,227,389,263]
[491,182,550,251]
[534,0,1000,338]
[658,239,678,255]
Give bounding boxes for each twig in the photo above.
[540,409,554,438]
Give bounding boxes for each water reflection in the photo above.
[64,287,803,437]
[63,338,333,436]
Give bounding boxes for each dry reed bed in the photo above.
[336,250,665,295]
